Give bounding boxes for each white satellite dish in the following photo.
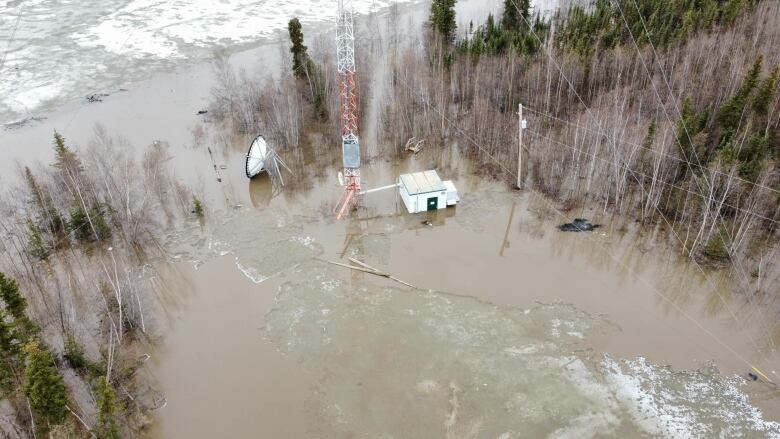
[246,135,269,178]
[245,134,294,185]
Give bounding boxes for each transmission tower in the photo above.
[335,0,361,219]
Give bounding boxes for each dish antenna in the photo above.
[245,135,293,185]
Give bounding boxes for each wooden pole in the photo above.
[517,103,524,189]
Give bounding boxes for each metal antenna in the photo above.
[335,0,362,219]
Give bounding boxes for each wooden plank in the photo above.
[328,260,390,277]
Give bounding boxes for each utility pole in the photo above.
[517,103,526,189]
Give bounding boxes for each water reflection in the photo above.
[248,173,274,209]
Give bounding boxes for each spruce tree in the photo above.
[0,355,11,395]
[0,273,36,342]
[502,0,529,32]
[24,167,65,236]
[753,67,778,117]
[24,167,46,216]
[0,309,21,395]
[23,342,69,430]
[96,377,120,439]
[0,309,20,356]
[26,219,50,260]
[430,0,457,42]
[0,273,27,322]
[288,18,308,78]
[52,131,81,173]
[717,57,762,138]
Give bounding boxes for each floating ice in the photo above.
[264,264,780,438]
[0,0,422,123]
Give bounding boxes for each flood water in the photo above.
[143,143,780,437]
[3,1,779,436]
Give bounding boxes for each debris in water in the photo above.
[3,116,47,130]
[405,137,425,154]
[558,218,601,232]
[86,93,109,103]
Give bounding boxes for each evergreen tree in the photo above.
[63,335,91,374]
[676,98,709,167]
[430,0,457,42]
[52,131,81,173]
[24,167,65,236]
[737,133,769,182]
[69,205,92,242]
[0,355,11,395]
[26,219,50,261]
[502,0,529,32]
[96,377,120,439]
[69,204,111,243]
[0,273,36,343]
[717,57,763,150]
[753,67,778,117]
[90,205,112,241]
[0,309,21,395]
[722,0,745,24]
[0,309,20,356]
[702,230,731,262]
[0,273,27,322]
[288,18,308,78]
[192,196,204,219]
[24,167,47,216]
[23,342,69,430]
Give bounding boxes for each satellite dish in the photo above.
[246,135,269,178]
[245,134,295,185]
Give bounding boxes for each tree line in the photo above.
[1,129,199,437]
[206,0,780,329]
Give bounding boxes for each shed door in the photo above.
[426,196,438,211]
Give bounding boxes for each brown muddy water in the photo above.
[140,140,780,437]
[2,1,779,436]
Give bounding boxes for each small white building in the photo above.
[398,170,459,214]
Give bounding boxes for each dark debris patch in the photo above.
[558,218,601,232]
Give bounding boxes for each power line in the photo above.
[527,128,780,226]
[610,0,778,352]
[522,106,780,197]
[393,69,775,379]
[515,0,778,360]
[525,127,780,356]
[611,0,715,193]
[504,0,775,376]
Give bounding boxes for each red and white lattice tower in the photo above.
[335,0,361,219]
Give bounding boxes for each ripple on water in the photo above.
[212,209,324,283]
[264,264,780,438]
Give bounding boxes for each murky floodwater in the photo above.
[145,148,780,437]
[4,1,778,436]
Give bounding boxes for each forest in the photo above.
[215,0,780,299]
[0,129,198,437]
[211,0,780,316]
